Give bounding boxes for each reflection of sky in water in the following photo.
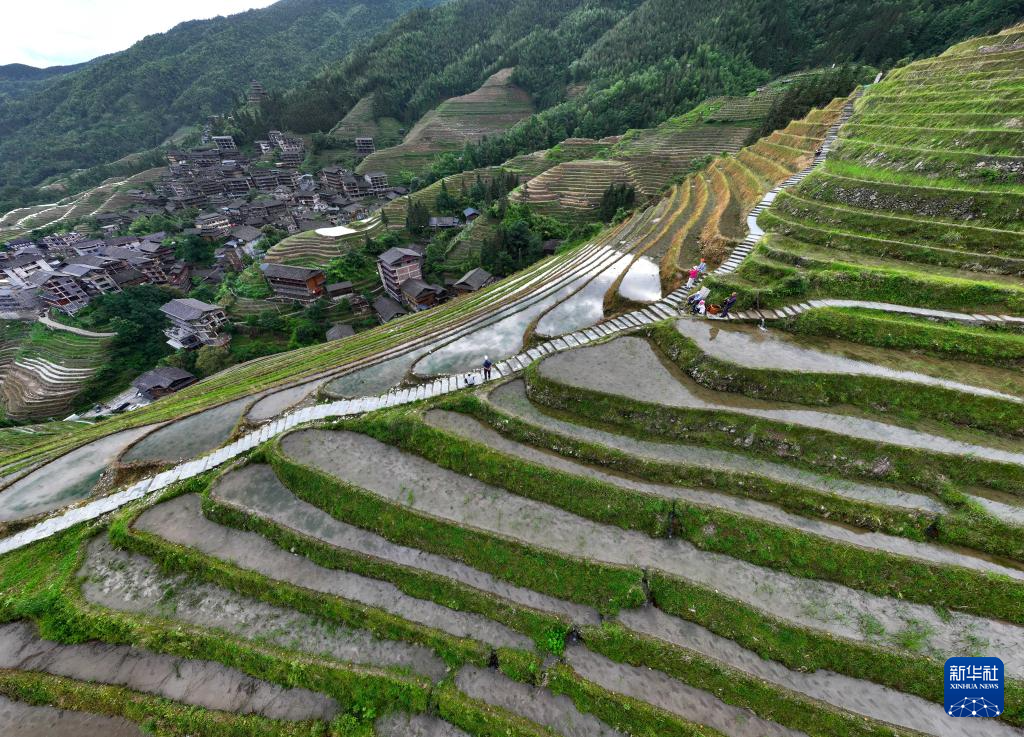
[324,346,433,398]
[676,320,1022,403]
[618,256,661,303]
[536,253,631,337]
[415,247,623,377]
[122,397,250,463]
[0,425,152,521]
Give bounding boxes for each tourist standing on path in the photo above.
[721,292,738,318]
[696,257,707,276]
[482,356,493,380]
[685,266,699,290]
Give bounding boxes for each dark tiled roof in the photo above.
[260,263,324,280]
[160,298,222,321]
[373,295,407,321]
[454,267,493,291]
[377,247,421,266]
[132,366,197,392]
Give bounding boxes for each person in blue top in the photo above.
[482,356,493,380]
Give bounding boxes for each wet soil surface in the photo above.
[121,397,250,464]
[537,336,1024,467]
[0,694,145,737]
[566,645,806,737]
[676,319,1021,402]
[80,536,447,681]
[376,711,471,737]
[212,464,598,626]
[281,429,1024,673]
[455,665,626,737]
[248,380,322,421]
[0,621,336,721]
[423,409,1024,580]
[618,606,1019,737]
[0,426,154,522]
[133,495,531,651]
[486,380,943,514]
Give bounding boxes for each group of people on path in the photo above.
[683,257,738,318]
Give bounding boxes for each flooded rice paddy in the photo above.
[538,336,1024,467]
[617,256,662,303]
[280,429,1024,673]
[121,397,249,464]
[133,494,532,651]
[0,425,153,522]
[676,319,1022,402]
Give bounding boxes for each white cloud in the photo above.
[4,0,278,67]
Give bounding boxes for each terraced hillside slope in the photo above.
[356,69,535,179]
[0,167,164,242]
[0,322,112,421]
[508,90,786,223]
[263,215,386,267]
[715,24,1024,314]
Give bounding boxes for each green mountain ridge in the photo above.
[0,0,442,190]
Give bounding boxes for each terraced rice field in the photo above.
[264,216,384,266]
[0,168,161,241]
[1,323,111,421]
[724,25,1024,309]
[357,69,535,179]
[3,28,1024,736]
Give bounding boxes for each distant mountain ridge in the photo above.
[0,0,442,189]
[0,62,89,82]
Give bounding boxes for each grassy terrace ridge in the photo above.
[261,419,1024,727]
[714,25,1024,325]
[522,356,1024,499]
[0,480,598,737]
[0,241,600,476]
[779,306,1024,366]
[364,405,1024,621]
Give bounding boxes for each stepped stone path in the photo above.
[0,621,338,721]
[709,93,857,279]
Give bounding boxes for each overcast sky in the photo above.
[4,0,279,67]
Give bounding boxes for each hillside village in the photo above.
[0,2,1023,736]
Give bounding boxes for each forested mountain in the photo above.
[246,0,1022,171]
[0,0,441,190]
[0,62,88,99]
